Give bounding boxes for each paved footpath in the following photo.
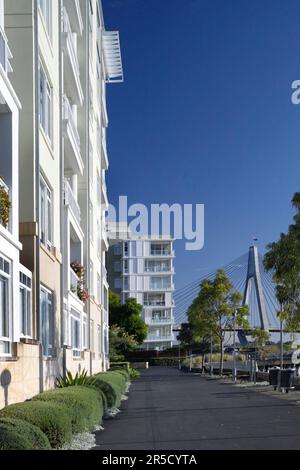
[93,367,300,450]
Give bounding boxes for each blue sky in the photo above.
[103,0,300,290]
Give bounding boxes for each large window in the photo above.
[82,315,87,350]
[40,287,54,357]
[0,255,11,355]
[39,0,52,37]
[39,64,52,141]
[71,309,81,357]
[40,175,52,250]
[150,276,172,290]
[113,243,122,256]
[19,271,32,338]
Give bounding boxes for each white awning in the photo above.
[102,31,124,83]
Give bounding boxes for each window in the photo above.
[89,143,94,186]
[90,261,94,296]
[97,273,101,303]
[103,287,108,313]
[0,255,11,355]
[124,259,129,274]
[90,319,94,352]
[113,243,122,255]
[19,271,32,338]
[150,243,171,256]
[97,324,101,354]
[39,0,52,37]
[114,278,121,290]
[71,309,80,357]
[82,315,87,350]
[114,261,121,273]
[89,202,94,244]
[39,64,52,141]
[40,287,54,357]
[150,277,172,290]
[124,242,129,257]
[40,175,52,250]
[123,277,129,291]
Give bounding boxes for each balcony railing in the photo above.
[0,26,12,73]
[70,267,80,295]
[63,8,80,75]
[146,334,174,341]
[145,265,172,273]
[64,178,81,224]
[150,248,172,256]
[144,300,166,307]
[63,95,80,147]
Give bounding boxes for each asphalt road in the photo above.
[93,367,300,450]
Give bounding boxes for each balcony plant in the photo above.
[70,261,89,302]
[0,176,11,228]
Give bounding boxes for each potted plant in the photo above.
[0,176,11,228]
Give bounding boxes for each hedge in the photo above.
[86,371,127,409]
[0,400,72,448]
[0,417,51,450]
[33,386,104,433]
[109,367,130,382]
[150,357,179,367]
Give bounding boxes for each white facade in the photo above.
[0,0,122,407]
[108,237,176,351]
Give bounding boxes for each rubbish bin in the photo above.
[280,368,295,393]
[269,367,280,390]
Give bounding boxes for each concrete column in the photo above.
[71,174,78,201]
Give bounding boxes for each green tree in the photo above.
[263,192,300,331]
[109,291,148,345]
[188,269,249,375]
[109,325,138,361]
[250,328,270,362]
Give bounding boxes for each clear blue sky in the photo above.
[103,0,300,290]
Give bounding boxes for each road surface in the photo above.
[93,367,300,450]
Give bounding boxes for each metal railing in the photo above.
[147,334,174,341]
[0,25,12,73]
[144,300,166,307]
[145,265,172,273]
[150,248,172,256]
[64,178,81,224]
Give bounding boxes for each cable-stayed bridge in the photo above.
[174,246,282,336]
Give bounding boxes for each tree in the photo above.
[188,269,249,375]
[109,291,148,345]
[109,325,138,361]
[264,192,300,331]
[250,328,270,363]
[178,323,210,369]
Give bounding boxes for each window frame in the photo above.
[40,174,53,251]
[0,255,12,356]
[19,271,32,339]
[40,286,54,358]
[39,62,53,143]
[70,309,81,357]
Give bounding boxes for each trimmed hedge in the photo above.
[0,417,51,450]
[0,400,72,448]
[33,386,104,433]
[109,367,130,382]
[86,371,127,408]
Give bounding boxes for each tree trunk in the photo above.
[201,353,205,373]
[220,339,224,376]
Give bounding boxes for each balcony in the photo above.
[64,0,83,35]
[101,175,109,208]
[62,8,83,106]
[101,129,109,170]
[0,26,12,74]
[63,95,84,175]
[70,267,80,297]
[146,334,174,342]
[145,265,173,273]
[144,300,166,307]
[101,80,108,128]
[64,178,81,226]
[150,245,174,257]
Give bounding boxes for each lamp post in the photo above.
[232,310,237,383]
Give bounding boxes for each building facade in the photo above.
[0,0,123,408]
[107,234,176,351]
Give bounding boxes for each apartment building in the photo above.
[0,0,122,408]
[107,230,176,351]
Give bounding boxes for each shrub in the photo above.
[0,417,51,450]
[110,361,130,372]
[109,367,130,381]
[56,369,88,388]
[33,386,103,433]
[129,368,141,379]
[86,371,127,408]
[0,400,72,448]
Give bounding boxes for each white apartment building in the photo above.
[107,233,176,351]
[0,0,122,408]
